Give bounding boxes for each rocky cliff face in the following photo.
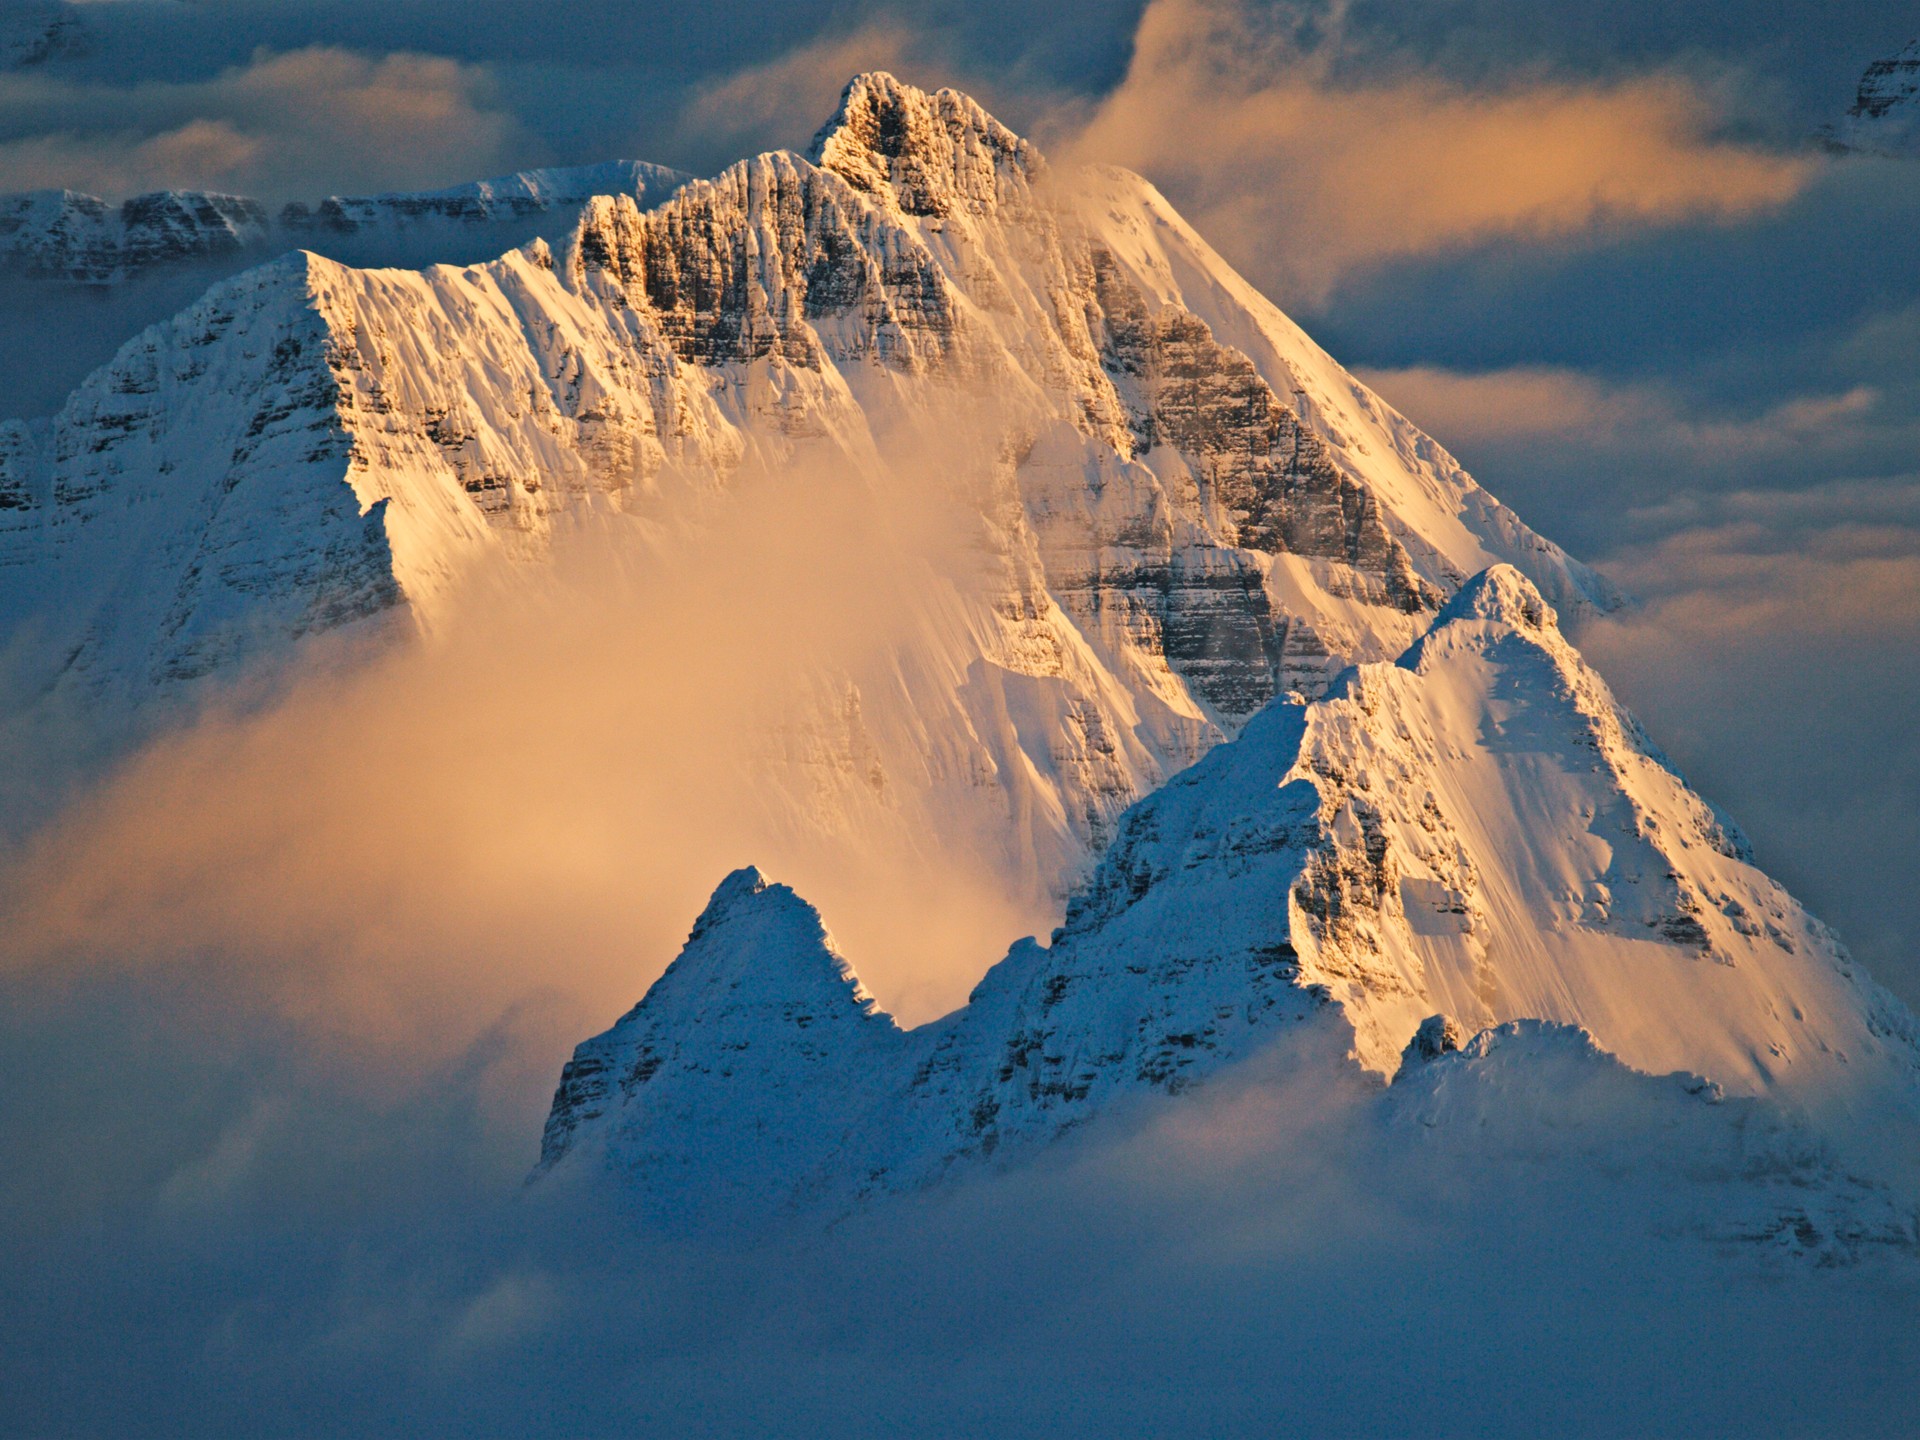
[0,71,1618,894]
[537,566,1920,1236]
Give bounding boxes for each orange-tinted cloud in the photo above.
[0,427,1053,1076]
[1061,0,1815,300]
[1355,361,1894,485]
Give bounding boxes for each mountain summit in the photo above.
[1822,40,1920,156]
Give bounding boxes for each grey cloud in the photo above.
[0,44,540,203]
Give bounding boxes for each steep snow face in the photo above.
[0,254,413,690]
[1283,567,1920,1123]
[1824,41,1920,156]
[1,72,1616,896]
[538,566,1920,1221]
[536,867,908,1221]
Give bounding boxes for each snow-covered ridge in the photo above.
[538,566,1920,1226]
[0,160,690,285]
[278,160,689,247]
[2,71,1617,899]
[0,188,271,285]
[1821,40,1920,157]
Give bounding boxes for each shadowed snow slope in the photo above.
[539,566,1920,1226]
[0,72,1617,904]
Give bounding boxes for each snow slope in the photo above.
[538,566,1920,1223]
[0,73,1618,897]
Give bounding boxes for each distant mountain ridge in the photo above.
[0,160,690,285]
[1821,39,1920,156]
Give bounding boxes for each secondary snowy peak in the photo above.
[1822,40,1920,156]
[538,565,1920,1219]
[1281,563,1905,1096]
[537,866,907,1219]
[1426,561,1553,629]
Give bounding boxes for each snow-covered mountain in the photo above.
[538,566,1920,1239]
[1822,40,1920,156]
[0,188,274,286]
[0,68,1910,1256]
[0,73,1615,899]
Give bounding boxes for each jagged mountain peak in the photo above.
[536,863,906,1209]
[696,862,773,917]
[674,863,884,1015]
[1427,561,1553,633]
[7,67,1631,942]
[807,71,1041,217]
[580,864,882,1027]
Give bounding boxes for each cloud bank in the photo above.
[1058,0,1813,301]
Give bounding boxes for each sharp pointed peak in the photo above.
[1434,564,1557,633]
[689,864,777,933]
[806,70,1040,215]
